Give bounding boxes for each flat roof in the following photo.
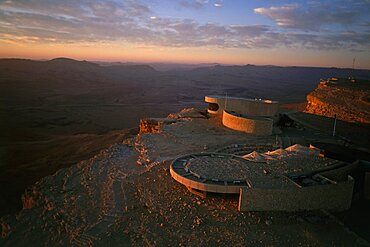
[170,146,343,194]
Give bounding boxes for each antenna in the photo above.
[225,92,228,111]
[351,57,356,82]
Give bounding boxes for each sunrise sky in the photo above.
[0,0,369,68]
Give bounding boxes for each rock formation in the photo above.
[305,78,370,123]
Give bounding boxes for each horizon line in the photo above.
[1,56,369,71]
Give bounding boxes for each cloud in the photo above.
[179,0,209,9]
[0,0,154,43]
[0,0,270,47]
[0,0,369,52]
[254,1,368,31]
[179,0,223,9]
[145,19,272,48]
[251,1,370,51]
[214,1,222,7]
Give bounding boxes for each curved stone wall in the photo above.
[205,95,279,116]
[170,146,355,212]
[170,153,257,194]
[222,110,273,135]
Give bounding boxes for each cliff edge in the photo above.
[305,78,370,123]
[2,108,368,246]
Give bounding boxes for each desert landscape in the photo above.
[1,0,370,245]
[0,58,370,246]
[1,58,369,216]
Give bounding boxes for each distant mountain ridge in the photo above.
[1,57,369,103]
[1,57,369,76]
[0,57,158,73]
[95,60,220,71]
[188,63,370,74]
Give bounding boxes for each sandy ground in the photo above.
[1,113,368,246]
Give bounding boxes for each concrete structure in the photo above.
[204,95,278,116]
[170,144,356,212]
[239,175,354,212]
[204,95,278,136]
[170,153,250,194]
[222,110,273,135]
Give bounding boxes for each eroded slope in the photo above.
[306,78,370,123]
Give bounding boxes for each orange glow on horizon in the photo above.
[1,40,369,69]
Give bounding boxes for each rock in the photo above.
[167,108,208,119]
[194,216,202,225]
[305,78,370,123]
[21,186,39,209]
[0,220,12,238]
[139,118,176,134]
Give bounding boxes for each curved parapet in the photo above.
[204,95,279,116]
[204,95,224,115]
[170,153,255,194]
[170,146,355,212]
[222,110,273,136]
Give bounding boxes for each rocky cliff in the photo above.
[0,108,368,246]
[305,78,370,123]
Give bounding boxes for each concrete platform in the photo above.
[170,153,251,194]
[170,145,356,212]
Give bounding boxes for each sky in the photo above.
[0,0,369,68]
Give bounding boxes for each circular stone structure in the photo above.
[170,153,261,194]
[205,95,279,116]
[170,148,343,195]
[222,110,273,136]
[170,148,355,212]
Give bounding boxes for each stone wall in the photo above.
[239,175,354,212]
[222,110,273,136]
